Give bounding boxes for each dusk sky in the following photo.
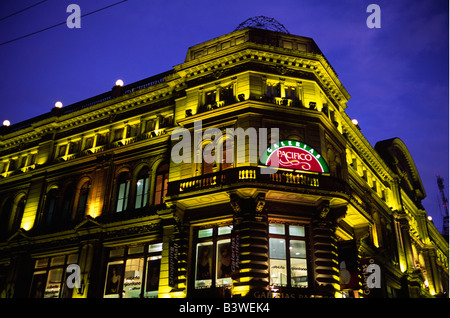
[0,0,448,233]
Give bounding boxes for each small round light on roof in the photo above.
[351,119,359,126]
[115,79,124,87]
[3,120,10,126]
[55,101,63,108]
[427,216,433,221]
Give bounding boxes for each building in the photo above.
[0,18,448,299]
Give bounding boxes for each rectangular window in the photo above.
[104,243,162,298]
[266,83,280,98]
[194,225,233,290]
[269,222,308,289]
[205,90,216,106]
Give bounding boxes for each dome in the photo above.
[234,16,290,34]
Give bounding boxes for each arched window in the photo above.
[135,167,150,209]
[76,181,90,218]
[61,184,75,223]
[201,139,233,174]
[0,197,13,237]
[43,188,58,228]
[12,196,26,233]
[221,139,233,171]
[154,164,169,205]
[116,172,131,212]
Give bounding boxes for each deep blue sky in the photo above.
[0,0,448,233]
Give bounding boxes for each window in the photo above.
[61,184,75,222]
[76,181,90,218]
[154,164,168,205]
[269,222,308,288]
[57,145,67,157]
[221,140,233,171]
[12,196,26,232]
[205,90,216,106]
[84,136,94,150]
[43,189,58,228]
[116,172,131,212]
[284,86,297,100]
[103,243,162,298]
[135,168,150,209]
[113,128,124,141]
[266,83,281,98]
[0,197,13,236]
[29,254,78,298]
[219,85,234,105]
[194,225,233,289]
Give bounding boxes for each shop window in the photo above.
[29,254,78,298]
[194,225,233,289]
[116,172,131,212]
[269,222,308,288]
[135,167,150,209]
[103,243,162,298]
[154,164,168,205]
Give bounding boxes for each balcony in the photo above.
[167,166,351,200]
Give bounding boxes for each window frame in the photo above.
[268,221,310,289]
[29,253,79,298]
[192,224,233,291]
[103,243,163,298]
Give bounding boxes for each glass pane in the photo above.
[289,240,306,258]
[269,223,285,235]
[143,178,149,206]
[136,177,148,208]
[109,248,124,258]
[218,225,232,236]
[118,183,126,200]
[35,258,49,268]
[123,258,144,298]
[51,256,65,266]
[269,238,286,259]
[195,242,213,289]
[289,225,305,237]
[44,268,63,298]
[104,261,124,298]
[30,272,47,298]
[145,256,161,297]
[198,228,213,238]
[291,258,308,288]
[270,259,287,286]
[149,243,163,253]
[67,254,78,265]
[216,239,232,287]
[128,246,144,255]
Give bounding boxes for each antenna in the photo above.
[436,175,449,238]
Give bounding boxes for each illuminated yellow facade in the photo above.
[0,26,448,299]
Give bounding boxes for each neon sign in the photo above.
[260,140,329,173]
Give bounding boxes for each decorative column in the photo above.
[311,200,347,297]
